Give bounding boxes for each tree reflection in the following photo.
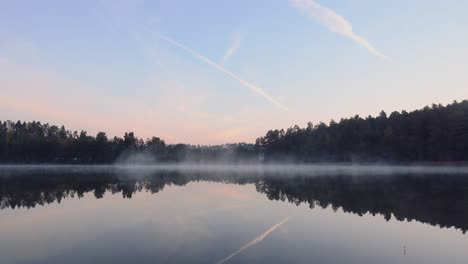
[1,170,468,233]
[256,175,468,233]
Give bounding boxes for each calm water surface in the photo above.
[1,166,468,264]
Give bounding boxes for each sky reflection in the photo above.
[1,169,468,263]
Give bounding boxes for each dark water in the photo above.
[1,166,468,264]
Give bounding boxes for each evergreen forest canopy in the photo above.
[0,100,467,164]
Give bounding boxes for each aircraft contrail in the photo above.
[215,217,290,264]
[221,33,242,65]
[291,0,390,61]
[156,34,289,111]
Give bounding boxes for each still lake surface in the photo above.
[1,165,468,264]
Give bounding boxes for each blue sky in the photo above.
[1,0,467,143]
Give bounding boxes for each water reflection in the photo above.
[2,168,468,233]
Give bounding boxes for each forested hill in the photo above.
[256,100,468,162]
[0,100,467,164]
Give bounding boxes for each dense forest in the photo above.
[257,100,468,162]
[0,100,467,163]
[0,123,256,163]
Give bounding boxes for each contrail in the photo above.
[156,34,289,111]
[221,33,242,65]
[215,217,290,264]
[291,0,390,61]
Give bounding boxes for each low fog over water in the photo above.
[1,163,468,177]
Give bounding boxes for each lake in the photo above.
[1,165,468,264]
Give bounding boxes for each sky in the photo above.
[1,0,467,144]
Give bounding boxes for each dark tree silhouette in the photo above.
[256,100,468,162]
[0,121,256,164]
[0,100,467,163]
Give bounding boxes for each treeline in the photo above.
[256,100,468,162]
[1,100,468,163]
[0,122,256,164]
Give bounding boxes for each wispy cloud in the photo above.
[215,217,290,264]
[156,34,289,111]
[291,0,390,60]
[221,32,243,65]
